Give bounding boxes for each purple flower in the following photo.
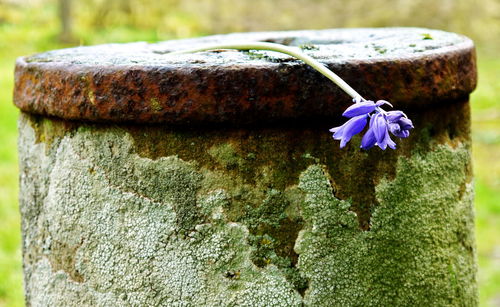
[342,100,390,118]
[330,98,413,150]
[386,111,414,138]
[371,112,397,150]
[360,115,377,149]
[329,114,368,148]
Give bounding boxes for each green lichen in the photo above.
[149,97,162,112]
[208,142,244,170]
[299,44,319,51]
[296,144,477,306]
[421,33,434,40]
[19,115,303,306]
[196,160,306,290]
[19,110,477,306]
[28,114,77,152]
[88,90,96,105]
[243,50,282,63]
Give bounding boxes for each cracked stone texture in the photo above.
[19,105,477,306]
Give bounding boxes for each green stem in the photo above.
[168,42,363,100]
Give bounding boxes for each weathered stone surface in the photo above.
[14,28,476,125]
[19,105,477,306]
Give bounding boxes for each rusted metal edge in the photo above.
[13,35,476,126]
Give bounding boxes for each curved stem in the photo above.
[168,42,363,100]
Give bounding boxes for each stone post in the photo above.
[15,28,478,306]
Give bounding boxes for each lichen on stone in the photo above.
[19,114,303,306]
[296,144,477,306]
[19,111,477,306]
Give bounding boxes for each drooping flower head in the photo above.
[386,111,414,138]
[172,42,412,151]
[330,98,413,150]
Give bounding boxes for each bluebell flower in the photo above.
[368,112,397,150]
[386,111,414,138]
[342,100,386,117]
[329,114,368,148]
[330,98,413,150]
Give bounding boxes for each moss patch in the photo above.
[296,144,477,306]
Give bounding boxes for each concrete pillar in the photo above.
[14,28,478,306]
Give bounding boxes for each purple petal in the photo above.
[372,113,388,143]
[376,100,393,108]
[330,123,346,139]
[386,111,405,122]
[361,128,376,149]
[342,101,377,118]
[389,123,401,135]
[377,125,396,150]
[329,126,341,133]
[343,115,368,138]
[376,128,396,150]
[391,130,406,138]
[340,138,349,148]
[387,135,397,149]
[369,112,377,126]
[332,126,345,140]
[339,115,368,147]
[387,113,413,138]
[398,117,414,130]
[391,127,410,138]
[377,136,388,150]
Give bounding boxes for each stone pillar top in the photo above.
[14,28,476,125]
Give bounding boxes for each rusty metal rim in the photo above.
[13,33,476,126]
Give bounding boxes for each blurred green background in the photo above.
[0,0,498,306]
